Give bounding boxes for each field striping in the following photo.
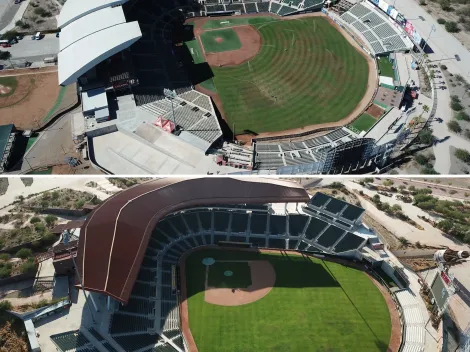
[186,249,391,352]
[350,113,377,132]
[200,28,242,53]
[202,16,277,30]
[207,17,369,133]
[185,39,206,64]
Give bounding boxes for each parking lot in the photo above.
[5,33,59,62]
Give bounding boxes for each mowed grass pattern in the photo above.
[210,17,369,133]
[186,249,391,352]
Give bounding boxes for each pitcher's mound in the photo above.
[215,37,224,43]
[204,260,275,306]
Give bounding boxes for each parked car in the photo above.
[14,0,21,4]
[56,32,60,38]
[32,32,41,40]
[0,43,11,48]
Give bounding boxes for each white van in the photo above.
[33,32,41,40]
[43,56,57,64]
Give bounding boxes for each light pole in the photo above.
[439,54,448,66]
[422,24,436,57]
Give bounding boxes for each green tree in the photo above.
[45,215,58,227]
[456,111,470,121]
[20,260,37,275]
[383,180,394,186]
[0,300,12,311]
[30,217,41,224]
[437,219,454,232]
[364,177,374,183]
[417,127,434,145]
[391,204,402,212]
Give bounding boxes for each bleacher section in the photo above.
[50,331,91,352]
[395,289,426,352]
[104,202,369,352]
[254,128,358,171]
[340,3,411,55]
[308,192,365,224]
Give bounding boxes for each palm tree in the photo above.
[423,105,430,113]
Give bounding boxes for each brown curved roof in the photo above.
[77,177,309,303]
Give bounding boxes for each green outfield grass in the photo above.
[208,262,252,288]
[350,113,377,132]
[202,16,277,29]
[200,28,242,53]
[378,56,394,78]
[186,249,391,352]
[199,17,369,134]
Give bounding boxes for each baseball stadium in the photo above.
[41,178,412,352]
[58,0,423,175]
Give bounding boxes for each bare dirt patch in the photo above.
[204,260,275,306]
[0,72,60,130]
[200,25,262,67]
[366,104,384,118]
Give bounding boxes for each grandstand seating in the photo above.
[269,2,282,13]
[50,331,90,352]
[105,202,370,352]
[395,289,426,352]
[304,216,328,240]
[316,225,345,248]
[288,215,308,236]
[254,128,358,170]
[245,2,258,12]
[333,232,365,252]
[340,3,411,55]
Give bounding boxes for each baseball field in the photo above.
[189,15,371,135]
[183,248,392,352]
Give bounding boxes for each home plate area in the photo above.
[203,258,276,306]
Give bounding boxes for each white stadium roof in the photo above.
[57,0,142,86]
[58,21,141,86]
[59,6,127,52]
[58,0,128,29]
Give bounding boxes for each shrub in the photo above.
[448,120,462,133]
[417,127,434,145]
[33,7,51,17]
[437,18,447,24]
[440,64,447,70]
[450,100,464,111]
[455,148,470,163]
[445,21,460,32]
[415,154,430,165]
[34,223,46,233]
[456,111,470,121]
[20,260,37,275]
[440,0,451,10]
[464,129,470,140]
[398,237,409,246]
[75,199,85,209]
[0,266,11,279]
[16,248,32,259]
[420,0,427,4]
[0,301,12,311]
[0,253,10,261]
[29,217,41,224]
[383,180,394,186]
[44,215,58,227]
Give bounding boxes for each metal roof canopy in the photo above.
[58,0,128,29]
[77,177,309,303]
[82,87,108,113]
[58,21,142,86]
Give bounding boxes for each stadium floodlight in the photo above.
[164,88,177,127]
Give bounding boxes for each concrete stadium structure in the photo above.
[57,0,427,175]
[27,177,430,352]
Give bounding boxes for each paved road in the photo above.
[7,33,59,62]
[0,0,20,32]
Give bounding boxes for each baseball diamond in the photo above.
[182,248,392,352]
[190,15,372,134]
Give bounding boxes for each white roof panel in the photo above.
[60,6,126,51]
[58,0,128,29]
[58,21,141,86]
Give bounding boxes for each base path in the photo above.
[204,260,275,306]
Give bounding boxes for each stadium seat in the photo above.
[288,214,308,236]
[250,213,268,234]
[269,215,287,235]
[50,331,90,352]
[110,314,153,334]
[113,333,160,351]
[304,217,329,240]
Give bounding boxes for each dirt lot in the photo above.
[195,25,262,67]
[0,72,60,130]
[16,0,60,32]
[366,104,385,118]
